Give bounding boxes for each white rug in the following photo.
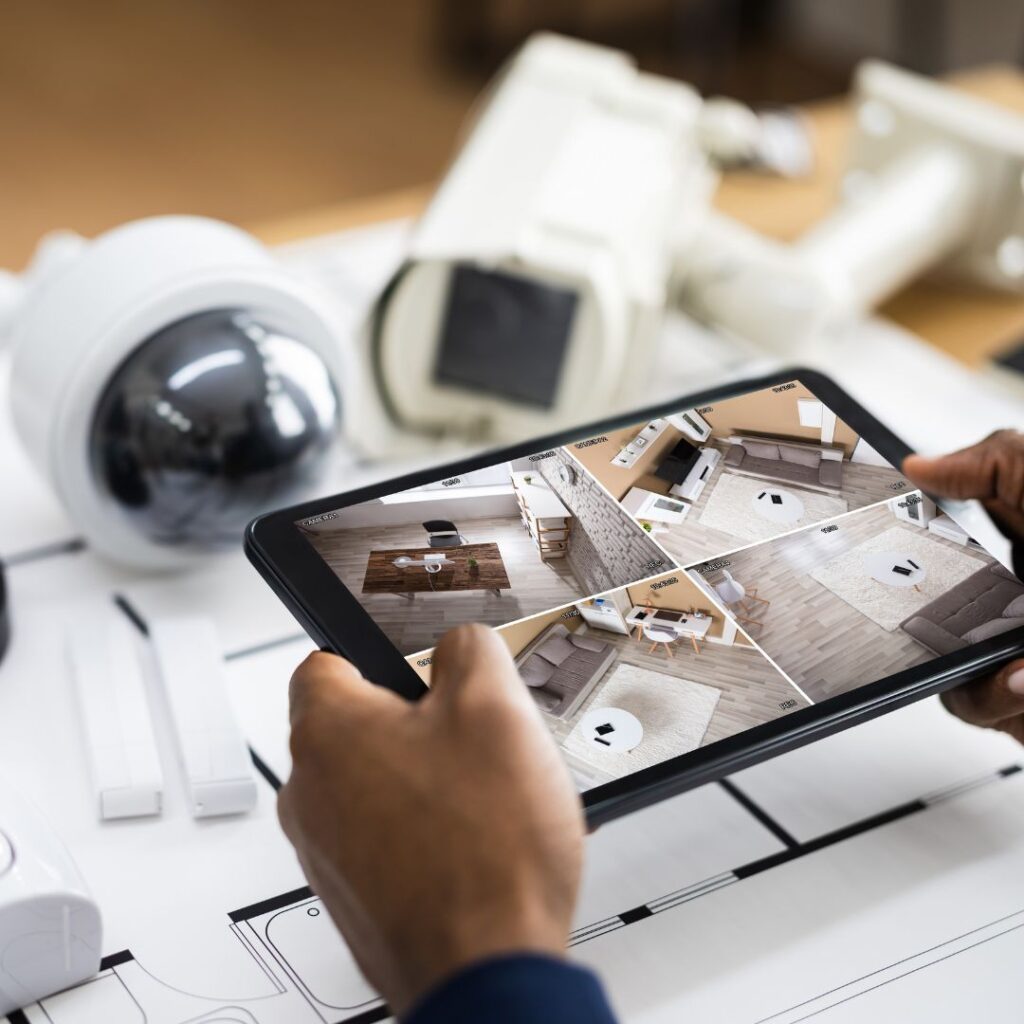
[563,663,720,778]
[697,472,848,543]
[810,525,990,631]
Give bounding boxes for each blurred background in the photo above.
[3,0,1024,268]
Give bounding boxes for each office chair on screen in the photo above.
[422,519,467,548]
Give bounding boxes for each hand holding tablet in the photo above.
[248,371,1024,826]
[278,625,584,1016]
[903,431,1024,743]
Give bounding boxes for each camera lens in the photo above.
[89,308,340,547]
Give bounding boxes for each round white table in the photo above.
[751,487,805,524]
[864,551,927,590]
[575,707,643,753]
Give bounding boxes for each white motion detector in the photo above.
[0,781,102,1015]
[2,217,348,569]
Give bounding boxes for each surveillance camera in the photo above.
[364,34,715,443]
[6,216,347,569]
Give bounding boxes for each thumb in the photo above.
[941,658,1024,731]
[428,624,533,711]
[289,650,394,733]
[904,430,1024,505]
[902,445,996,502]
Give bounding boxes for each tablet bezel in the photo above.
[245,367,1024,826]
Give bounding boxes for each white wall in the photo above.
[305,491,520,531]
[851,437,893,467]
[406,464,511,492]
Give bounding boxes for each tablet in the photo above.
[246,369,1024,826]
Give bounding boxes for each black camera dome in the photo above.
[90,308,340,546]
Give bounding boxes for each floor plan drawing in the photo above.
[12,742,1024,1024]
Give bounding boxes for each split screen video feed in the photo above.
[298,380,1024,791]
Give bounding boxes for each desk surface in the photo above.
[362,542,511,594]
[251,66,1024,369]
[626,605,713,637]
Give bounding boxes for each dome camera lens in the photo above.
[89,308,340,547]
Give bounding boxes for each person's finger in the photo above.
[428,623,533,709]
[288,651,367,726]
[903,431,1024,532]
[941,658,1024,729]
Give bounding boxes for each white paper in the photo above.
[1,217,1022,1023]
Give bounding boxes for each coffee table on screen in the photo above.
[575,707,644,753]
[863,551,927,593]
[751,487,805,525]
[363,542,511,598]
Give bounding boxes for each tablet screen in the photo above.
[295,379,1022,791]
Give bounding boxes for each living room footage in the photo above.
[297,447,675,655]
[688,494,1024,704]
[407,569,810,789]
[571,380,912,567]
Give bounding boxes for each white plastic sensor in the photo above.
[66,610,164,821]
[148,616,257,818]
[0,779,102,1015]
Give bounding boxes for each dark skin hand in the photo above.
[903,429,1024,742]
[277,624,585,1017]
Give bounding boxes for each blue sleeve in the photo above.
[402,953,618,1024]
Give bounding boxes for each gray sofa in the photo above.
[901,562,1024,655]
[514,623,615,720]
[725,436,844,491]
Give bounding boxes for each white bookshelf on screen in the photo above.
[611,419,669,467]
[512,472,571,560]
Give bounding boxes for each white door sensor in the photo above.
[148,617,258,818]
[67,612,164,820]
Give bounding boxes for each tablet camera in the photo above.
[89,308,341,547]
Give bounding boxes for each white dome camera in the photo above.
[2,216,348,570]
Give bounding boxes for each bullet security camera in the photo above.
[363,34,1024,446]
[3,217,347,569]
[364,34,715,443]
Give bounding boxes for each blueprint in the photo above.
[2,217,1024,1023]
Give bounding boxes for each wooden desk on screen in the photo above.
[363,542,511,597]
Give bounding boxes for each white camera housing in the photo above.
[6,217,348,569]
[682,60,1024,355]
[365,33,716,442]
[0,780,102,1015]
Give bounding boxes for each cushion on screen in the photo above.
[568,632,607,652]
[519,654,557,688]
[742,441,780,460]
[535,634,576,665]
[778,445,821,467]
[1003,594,1024,618]
[963,617,1024,644]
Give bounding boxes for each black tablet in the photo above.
[245,368,1024,826]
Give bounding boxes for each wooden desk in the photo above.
[624,606,713,654]
[363,542,510,596]
[252,67,1024,369]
